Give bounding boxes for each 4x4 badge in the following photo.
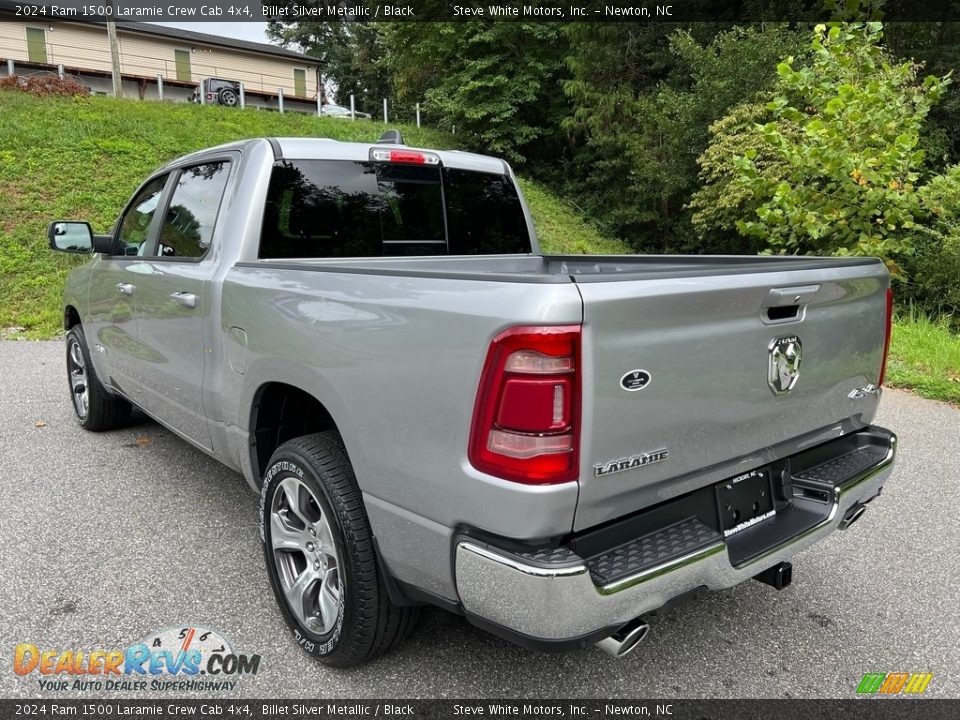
[769,336,802,395]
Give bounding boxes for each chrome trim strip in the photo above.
[597,542,726,595]
[457,542,588,578]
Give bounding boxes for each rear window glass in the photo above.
[259,159,531,259]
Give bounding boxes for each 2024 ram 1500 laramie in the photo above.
[49,134,897,667]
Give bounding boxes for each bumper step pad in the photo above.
[507,544,582,568]
[585,516,721,587]
[794,446,888,484]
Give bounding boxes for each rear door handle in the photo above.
[116,283,135,295]
[170,292,197,309]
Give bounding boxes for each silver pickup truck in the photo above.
[49,134,897,667]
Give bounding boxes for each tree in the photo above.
[380,22,569,163]
[562,23,804,251]
[266,18,390,111]
[731,23,950,274]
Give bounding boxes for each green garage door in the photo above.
[26,27,47,64]
[174,50,191,82]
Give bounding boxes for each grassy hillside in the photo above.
[2,90,955,405]
[0,90,627,338]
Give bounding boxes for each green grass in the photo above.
[517,180,631,255]
[886,310,960,405]
[0,90,622,338]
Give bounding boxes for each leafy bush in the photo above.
[910,166,960,316]
[728,23,950,275]
[911,231,960,316]
[688,100,796,254]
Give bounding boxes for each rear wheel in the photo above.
[218,88,238,106]
[260,432,418,667]
[65,325,131,431]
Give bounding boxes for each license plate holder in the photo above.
[716,469,774,536]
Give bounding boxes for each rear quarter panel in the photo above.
[220,266,583,597]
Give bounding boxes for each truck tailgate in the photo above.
[572,260,889,531]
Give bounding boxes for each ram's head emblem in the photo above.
[768,337,802,395]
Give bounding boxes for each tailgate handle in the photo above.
[763,285,820,307]
[762,285,819,324]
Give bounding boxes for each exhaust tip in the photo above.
[596,618,649,658]
[839,504,867,530]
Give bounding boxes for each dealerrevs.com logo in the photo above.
[13,626,261,692]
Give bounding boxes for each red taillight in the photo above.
[469,325,581,484]
[390,150,426,164]
[879,287,894,386]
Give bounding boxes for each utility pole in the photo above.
[107,2,123,98]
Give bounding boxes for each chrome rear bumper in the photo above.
[455,432,895,642]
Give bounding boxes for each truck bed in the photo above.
[238,253,881,283]
[227,251,888,536]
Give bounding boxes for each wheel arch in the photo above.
[248,381,342,486]
[64,305,81,330]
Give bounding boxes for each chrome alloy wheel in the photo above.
[270,477,342,635]
[67,338,89,419]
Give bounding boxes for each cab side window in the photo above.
[154,161,231,259]
[115,176,167,256]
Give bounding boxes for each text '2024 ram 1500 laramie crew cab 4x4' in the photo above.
[49,133,897,666]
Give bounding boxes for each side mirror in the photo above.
[48,222,115,254]
[48,221,94,253]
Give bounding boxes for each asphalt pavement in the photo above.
[1,340,958,699]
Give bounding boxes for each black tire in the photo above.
[218,88,238,106]
[260,432,419,667]
[65,325,132,431]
